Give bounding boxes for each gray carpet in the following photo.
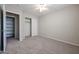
[5,36,79,54]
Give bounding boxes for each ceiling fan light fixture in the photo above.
[35,4,48,12]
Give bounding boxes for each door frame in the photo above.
[30,18,32,37]
[6,11,20,40]
[1,7,3,51]
[3,4,6,52]
[25,17,32,37]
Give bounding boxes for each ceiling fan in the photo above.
[35,4,48,12]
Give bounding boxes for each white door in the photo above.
[25,19,31,37]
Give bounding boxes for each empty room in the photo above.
[0,4,79,54]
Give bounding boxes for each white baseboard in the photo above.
[39,34,79,47]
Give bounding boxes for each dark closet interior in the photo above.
[6,16,15,38]
[6,12,19,41]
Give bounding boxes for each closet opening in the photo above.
[6,12,19,42]
[25,17,32,38]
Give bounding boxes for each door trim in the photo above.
[30,18,32,36]
[1,9,3,51]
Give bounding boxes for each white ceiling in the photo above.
[6,4,72,17]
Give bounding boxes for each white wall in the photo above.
[5,4,38,41]
[39,5,79,46]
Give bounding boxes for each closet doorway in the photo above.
[25,17,32,38]
[6,16,15,38]
[6,12,19,42]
